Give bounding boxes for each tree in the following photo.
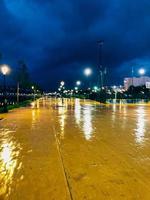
[15,60,31,88]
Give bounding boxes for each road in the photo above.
[0,98,150,200]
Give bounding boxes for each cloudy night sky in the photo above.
[1,0,150,90]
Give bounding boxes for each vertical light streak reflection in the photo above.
[58,104,67,140]
[135,107,146,144]
[31,102,35,108]
[75,99,81,125]
[0,133,20,197]
[36,99,40,109]
[31,108,40,129]
[111,104,117,125]
[121,106,127,129]
[83,106,93,140]
[31,99,40,109]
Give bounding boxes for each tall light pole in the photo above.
[97,40,104,89]
[131,66,134,86]
[113,85,117,102]
[0,64,10,113]
[60,81,65,104]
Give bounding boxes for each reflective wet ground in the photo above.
[0,98,150,200]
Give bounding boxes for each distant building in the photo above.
[124,76,150,90]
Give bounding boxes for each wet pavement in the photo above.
[0,98,150,200]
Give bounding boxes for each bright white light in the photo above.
[75,87,78,90]
[135,107,145,144]
[32,86,34,90]
[83,106,93,140]
[60,81,65,86]
[139,68,145,76]
[84,68,92,77]
[94,86,98,91]
[76,81,81,86]
[0,64,10,75]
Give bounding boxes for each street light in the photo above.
[0,64,11,113]
[76,80,81,86]
[113,86,117,103]
[94,86,98,91]
[84,68,92,77]
[60,81,65,104]
[138,68,145,76]
[60,81,65,86]
[1,64,10,75]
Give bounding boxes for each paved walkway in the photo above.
[0,98,150,199]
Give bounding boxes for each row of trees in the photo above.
[91,86,150,103]
[62,85,150,103]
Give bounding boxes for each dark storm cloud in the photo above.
[1,0,150,89]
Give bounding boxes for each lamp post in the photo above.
[97,40,104,88]
[76,81,81,97]
[32,86,35,101]
[131,66,134,86]
[113,86,117,103]
[60,81,65,104]
[0,64,10,113]
[84,68,92,99]
[84,68,92,89]
[138,68,145,76]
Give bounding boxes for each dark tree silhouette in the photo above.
[15,60,31,88]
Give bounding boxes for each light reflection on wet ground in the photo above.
[0,98,150,199]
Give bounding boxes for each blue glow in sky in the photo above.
[1,0,150,89]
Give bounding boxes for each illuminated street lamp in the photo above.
[0,64,11,112]
[76,80,81,86]
[1,64,10,75]
[138,68,145,76]
[113,86,117,103]
[60,81,65,104]
[94,86,98,92]
[60,81,65,86]
[84,68,92,77]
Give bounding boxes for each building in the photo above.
[124,76,150,90]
